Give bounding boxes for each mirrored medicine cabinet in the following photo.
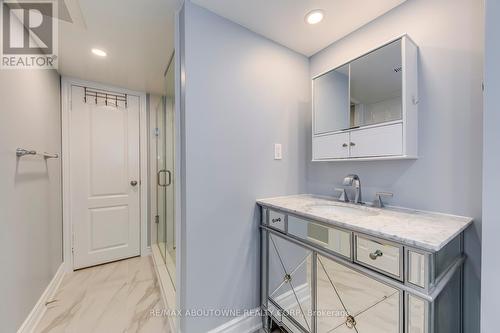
[312,36,418,161]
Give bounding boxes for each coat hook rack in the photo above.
[83,87,128,108]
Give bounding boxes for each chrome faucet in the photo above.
[343,174,362,204]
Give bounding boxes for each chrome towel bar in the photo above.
[16,148,59,159]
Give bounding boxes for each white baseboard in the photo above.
[206,307,262,333]
[17,263,66,333]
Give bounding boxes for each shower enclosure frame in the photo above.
[152,49,177,278]
[148,47,181,333]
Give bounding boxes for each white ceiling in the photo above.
[55,0,405,94]
[192,0,407,56]
[58,0,181,95]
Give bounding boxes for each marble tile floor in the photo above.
[35,256,170,333]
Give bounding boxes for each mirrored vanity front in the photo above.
[312,35,418,161]
[258,195,472,333]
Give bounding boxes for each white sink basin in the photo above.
[309,204,378,217]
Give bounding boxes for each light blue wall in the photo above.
[180,2,310,331]
[0,70,62,331]
[481,0,500,332]
[308,0,483,332]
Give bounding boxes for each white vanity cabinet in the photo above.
[312,36,418,161]
[260,206,465,333]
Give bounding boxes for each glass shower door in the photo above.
[156,54,176,287]
[156,96,168,262]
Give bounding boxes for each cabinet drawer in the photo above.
[349,123,403,157]
[268,210,286,232]
[288,215,351,259]
[355,234,403,279]
[312,132,350,160]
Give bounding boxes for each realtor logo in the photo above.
[1,0,58,69]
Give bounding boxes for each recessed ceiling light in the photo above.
[305,9,324,25]
[91,48,107,57]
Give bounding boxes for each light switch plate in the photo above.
[274,143,282,160]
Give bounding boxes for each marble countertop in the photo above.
[257,194,473,252]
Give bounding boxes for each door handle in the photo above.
[130,180,138,186]
[157,170,172,187]
[158,170,167,187]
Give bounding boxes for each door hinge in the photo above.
[154,128,160,137]
[154,215,160,224]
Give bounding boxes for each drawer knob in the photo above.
[271,217,281,223]
[342,143,348,147]
[346,315,357,328]
[350,142,356,146]
[369,250,383,260]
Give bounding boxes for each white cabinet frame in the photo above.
[312,34,418,162]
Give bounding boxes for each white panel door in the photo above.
[70,85,141,269]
